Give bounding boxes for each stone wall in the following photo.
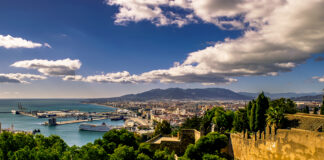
[230,128,324,160]
[285,113,324,131]
[149,129,201,155]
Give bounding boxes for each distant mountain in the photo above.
[238,92,321,99]
[94,88,253,102]
[291,95,323,102]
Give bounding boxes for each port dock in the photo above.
[10,103,128,128]
[19,111,38,118]
[43,117,111,126]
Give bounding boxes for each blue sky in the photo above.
[0,0,323,98]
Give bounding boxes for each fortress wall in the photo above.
[230,128,324,160]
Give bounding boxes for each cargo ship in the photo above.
[79,122,110,132]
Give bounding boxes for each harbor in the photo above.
[10,103,128,126]
[1,100,155,145]
[0,99,125,146]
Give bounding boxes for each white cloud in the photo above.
[44,43,52,48]
[0,34,47,49]
[313,76,324,83]
[65,0,324,85]
[106,0,198,27]
[106,0,286,29]
[11,58,82,76]
[0,73,47,84]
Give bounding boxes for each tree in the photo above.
[270,98,297,114]
[301,106,309,113]
[246,101,252,123]
[9,146,32,160]
[266,106,285,130]
[212,108,234,133]
[321,95,324,115]
[0,129,180,160]
[202,154,227,160]
[61,145,82,160]
[137,153,152,160]
[153,148,175,160]
[254,92,270,131]
[249,101,257,131]
[233,109,249,132]
[137,143,154,158]
[110,145,135,160]
[100,128,138,152]
[181,116,202,130]
[79,143,107,160]
[314,107,319,114]
[183,132,228,160]
[200,108,218,134]
[154,120,172,136]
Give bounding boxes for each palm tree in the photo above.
[266,106,284,130]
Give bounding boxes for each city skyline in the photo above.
[0,0,324,98]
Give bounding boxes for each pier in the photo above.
[19,111,38,118]
[43,117,116,126]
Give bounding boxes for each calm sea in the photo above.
[0,99,124,146]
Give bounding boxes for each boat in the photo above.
[79,122,110,132]
[11,110,20,114]
[110,115,124,121]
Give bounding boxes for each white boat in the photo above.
[79,122,110,132]
[11,110,19,114]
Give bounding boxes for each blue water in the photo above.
[0,99,124,146]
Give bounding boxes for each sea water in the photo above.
[0,99,124,146]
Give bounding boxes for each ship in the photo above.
[79,122,110,132]
[11,110,19,114]
[11,103,24,114]
[110,115,124,121]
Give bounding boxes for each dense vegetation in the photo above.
[0,129,177,160]
[0,128,231,160]
[182,92,297,134]
[180,132,228,160]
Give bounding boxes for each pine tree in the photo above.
[254,92,269,131]
[246,101,252,126]
[313,107,318,114]
[249,102,256,132]
[302,106,309,114]
[321,95,324,115]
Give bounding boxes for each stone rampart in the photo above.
[230,128,324,160]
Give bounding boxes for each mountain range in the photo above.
[238,92,321,99]
[88,88,322,102]
[102,88,252,101]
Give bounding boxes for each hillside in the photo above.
[239,92,321,99]
[96,88,253,102]
[291,95,323,102]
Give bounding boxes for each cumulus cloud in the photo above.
[106,0,286,29]
[313,76,324,83]
[11,58,82,76]
[63,71,152,83]
[0,73,47,84]
[0,34,50,49]
[64,0,324,85]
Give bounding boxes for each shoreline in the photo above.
[84,102,118,110]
